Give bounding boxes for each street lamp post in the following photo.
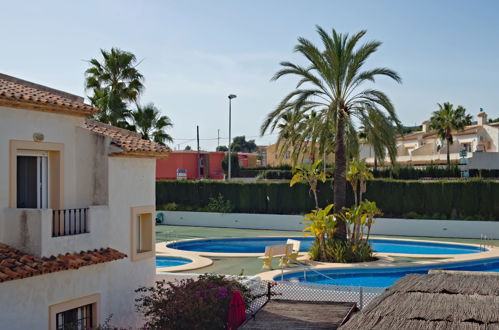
[228,94,237,180]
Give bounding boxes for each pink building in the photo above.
[156,151,259,180]
[156,151,225,180]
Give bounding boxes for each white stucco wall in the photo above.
[1,206,110,258]
[483,124,499,152]
[159,211,499,239]
[106,157,157,328]
[0,261,127,330]
[467,152,499,169]
[0,106,100,210]
[0,105,158,328]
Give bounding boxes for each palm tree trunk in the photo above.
[447,140,450,166]
[333,111,347,241]
[374,155,378,171]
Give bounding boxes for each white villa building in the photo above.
[0,73,169,329]
[363,110,499,168]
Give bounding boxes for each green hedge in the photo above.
[239,165,499,180]
[373,166,499,180]
[156,179,499,220]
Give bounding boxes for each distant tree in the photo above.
[230,136,257,153]
[130,103,173,146]
[429,102,472,165]
[400,125,422,134]
[489,117,499,123]
[221,153,240,177]
[216,145,228,152]
[184,145,192,150]
[85,48,144,128]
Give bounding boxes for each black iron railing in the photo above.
[52,208,89,237]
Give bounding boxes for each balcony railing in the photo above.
[52,208,89,237]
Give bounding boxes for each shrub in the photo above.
[323,240,374,263]
[135,274,253,330]
[207,193,233,213]
[162,202,178,211]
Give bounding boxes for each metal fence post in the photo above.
[359,287,364,309]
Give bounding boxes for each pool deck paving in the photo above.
[155,225,499,277]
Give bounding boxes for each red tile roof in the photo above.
[0,244,126,283]
[0,73,99,116]
[83,119,170,157]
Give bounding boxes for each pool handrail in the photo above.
[279,255,348,288]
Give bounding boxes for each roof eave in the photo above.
[0,97,99,117]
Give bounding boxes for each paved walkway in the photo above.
[241,300,355,330]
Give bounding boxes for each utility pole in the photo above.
[217,129,220,148]
[196,125,200,179]
[228,94,237,180]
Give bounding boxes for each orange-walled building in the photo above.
[156,151,225,180]
[156,151,258,180]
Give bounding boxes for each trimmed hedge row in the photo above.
[156,179,499,220]
[373,166,499,180]
[238,166,499,180]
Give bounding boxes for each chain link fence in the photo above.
[243,278,385,317]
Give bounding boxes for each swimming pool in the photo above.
[168,237,483,255]
[156,256,192,268]
[279,258,499,287]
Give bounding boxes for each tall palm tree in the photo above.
[85,48,144,128]
[131,103,173,146]
[429,102,472,165]
[261,26,401,241]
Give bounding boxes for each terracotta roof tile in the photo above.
[0,243,126,283]
[0,73,99,116]
[83,119,170,156]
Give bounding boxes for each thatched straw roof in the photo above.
[340,271,499,330]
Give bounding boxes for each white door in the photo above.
[17,150,49,208]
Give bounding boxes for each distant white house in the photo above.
[362,110,499,168]
[0,73,169,329]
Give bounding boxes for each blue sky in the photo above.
[2,0,499,150]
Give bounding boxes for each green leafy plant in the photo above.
[347,159,373,206]
[207,193,233,213]
[290,160,327,209]
[162,202,178,211]
[302,204,336,261]
[136,274,253,330]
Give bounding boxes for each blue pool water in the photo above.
[280,258,499,287]
[156,256,192,268]
[168,237,482,255]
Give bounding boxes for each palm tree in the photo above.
[429,102,472,166]
[85,48,144,128]
[131,103,173,145]
[359,109,398,170]
[261,26,401,241]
